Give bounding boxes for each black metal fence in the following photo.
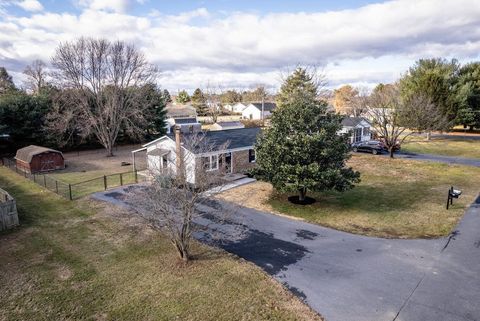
[1,158,146,200]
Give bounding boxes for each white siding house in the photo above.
[225,102,247,113]
[143,136,197,184]
[339,117,372,143]
[241,102,276,120]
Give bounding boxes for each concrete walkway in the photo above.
[93,187,480,321]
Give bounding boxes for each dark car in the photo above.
[351,140,384,155]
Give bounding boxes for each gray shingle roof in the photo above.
[250,102,277,112]
[341,117,370,127]
[168,127,261,153]
[213,121,244,128]
[15,145,63,163]
[174,118,199,124]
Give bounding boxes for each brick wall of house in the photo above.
[232,149,256,173]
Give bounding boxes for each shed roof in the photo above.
[15,145,63,163]
[174,117,199,124]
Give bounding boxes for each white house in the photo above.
[340,117,372,143]
[225,102,247,113]
[242,102,277,120]
[140,127,261,184]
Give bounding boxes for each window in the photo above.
[249,149,256,163]
[354,128,362,143]
[363,127,370,137]
[161,155,168,169]
[203,155,219,171]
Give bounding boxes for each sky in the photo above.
[1,0,480,93]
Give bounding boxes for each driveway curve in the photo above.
[93,188,480,321]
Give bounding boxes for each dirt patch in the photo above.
[216,181,278,213]
[60,145,147,174]
[56,265,73,281]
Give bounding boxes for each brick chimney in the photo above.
[174,125,183,175]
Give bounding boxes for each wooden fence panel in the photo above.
[0,188,19,231]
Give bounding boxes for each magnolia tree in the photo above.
[133,131,239,263]
[254,68,360,203]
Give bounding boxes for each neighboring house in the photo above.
[142,127,260,184]
[15,145,65,173]
[225,102,247,113]
[340,117,372,143]
[242,102,277,120]
[210,121,245,131]
[165,103,201,134]
[165,117,202,134]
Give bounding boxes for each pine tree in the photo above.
[0,67,16,95]
[163,89,172,103]
[454,62,480,130]
[177,90,191,104]
[191,88,208,116]
[276,68,318,108]
[254,69,360,203]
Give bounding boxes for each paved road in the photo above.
[392,152,480,167]
[93,188,480,321]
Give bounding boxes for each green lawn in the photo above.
[402,137,480,159]
[264,155,480,238]
[0,167,321,321]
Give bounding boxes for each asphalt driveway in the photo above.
[93,188,480,321]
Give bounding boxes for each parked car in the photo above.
[351,140,385,155]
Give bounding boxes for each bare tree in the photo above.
[204,84,223,123]
[23,59,48,94]
[50,38,157,156]
[399,95,452,140]
[133,129,239,263]
[366,84,412,158]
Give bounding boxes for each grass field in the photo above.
[219,155,480,238]
[0,167,321,321]
[402,137,480,159]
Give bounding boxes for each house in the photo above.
[242,102,277,120]
[225,102,247,113]
[165,103,201,134]
[165,117,202,134]
[339,117,372,143]
[210,121,245,131]
[15,145,65,173]
[141,127,260,184]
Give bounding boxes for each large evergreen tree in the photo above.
[191,88,208,116]
[0,67,16,95]
[254,69,359,203]
[399,58,459,121]
[142,84,167,138]
[163,89,172,103]
[276,68,318,108]
[454,62,480,130]
[0,90,52,147]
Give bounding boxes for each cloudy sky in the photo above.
[1,0,480,93]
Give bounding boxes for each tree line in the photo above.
[333,58,480,131]
[0,38,168,156]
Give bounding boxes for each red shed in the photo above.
[15,145,65,174]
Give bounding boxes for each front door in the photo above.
[224,152,232,173]
[354,128,362,143]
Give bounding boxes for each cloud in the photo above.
[16,0,43,12]
[1,0,480,91]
